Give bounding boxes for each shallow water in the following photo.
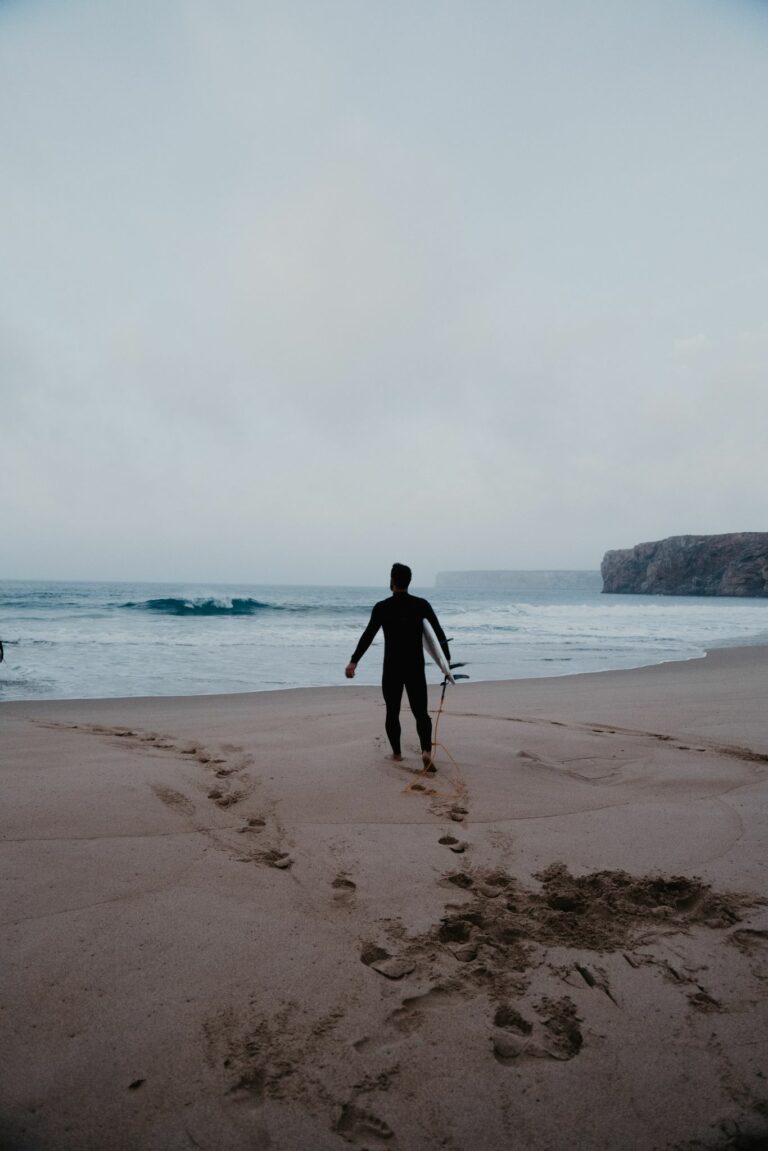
[1,579,767,701]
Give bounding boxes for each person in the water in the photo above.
[345,563,451,771]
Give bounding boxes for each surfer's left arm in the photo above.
[425,604,451,662]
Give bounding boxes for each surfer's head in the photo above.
[390,563,412,591]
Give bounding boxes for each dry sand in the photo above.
[2,646,768,1151]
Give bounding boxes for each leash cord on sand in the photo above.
[430,657,469,772]
[431,676,458,769]
[419,677,462,798]
[403,667,469,799]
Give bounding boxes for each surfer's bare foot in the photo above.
[422,752,436,773]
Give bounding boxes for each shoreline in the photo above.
[4,577,768,706]
[3,637,768,712]
[3,643,768,1150]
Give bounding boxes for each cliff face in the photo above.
[601,533,768,596]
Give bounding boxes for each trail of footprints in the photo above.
[203,998,400,1150]
[348,829,765,1085]
[201,764,762,1146]
[53,722,294,871]
[48,719,768,1148]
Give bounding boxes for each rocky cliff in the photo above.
[601,533,768,596]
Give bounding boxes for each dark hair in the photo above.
[391,563,412,589]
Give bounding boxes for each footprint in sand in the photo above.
[359,943,414,981]
[227,1067,267,1105]
[732,926,768,943]
[564,962,618,1004]
[355,984,459,1053]
[251,849,293,870]
[730,927,768,959]
[389,986,456,1033]
[492,1005,534,1062]
[536,996,584,1060]
[232,804,291,869]
[493,997,583,1063]
[238,817,267,834]
[207,787,242,809]
[332,874,357,903]
[335,1103,394,1148]
[437,902,481,962]
[443,871,474,891]
[150,784,196,816]
[687,988,722,1012]
[439,835,467,854]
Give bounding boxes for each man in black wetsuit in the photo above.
[345,563,451,771]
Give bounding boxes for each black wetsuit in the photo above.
[350,593,451,756]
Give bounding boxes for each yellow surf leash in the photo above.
[403,655,469,800]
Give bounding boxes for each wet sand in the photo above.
[2,646,768,1150]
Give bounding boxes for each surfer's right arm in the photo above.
[347,604,383,671]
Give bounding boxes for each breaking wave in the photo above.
[123,596,275,617]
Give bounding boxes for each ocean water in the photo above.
[1,579,768,703]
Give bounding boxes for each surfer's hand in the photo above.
[345,662,356,679]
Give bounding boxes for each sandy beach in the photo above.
[2,647,768,1151]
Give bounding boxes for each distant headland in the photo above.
[435,570,602,590]
[601,533,768,596]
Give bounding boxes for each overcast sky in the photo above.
[2,0,767,586]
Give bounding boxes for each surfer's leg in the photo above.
[382,669,404,757]
[404,670,432,756]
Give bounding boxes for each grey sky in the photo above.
[2,0,767,585]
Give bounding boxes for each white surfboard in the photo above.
[423,620,455,683]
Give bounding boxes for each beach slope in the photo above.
[2,648,768,1150]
